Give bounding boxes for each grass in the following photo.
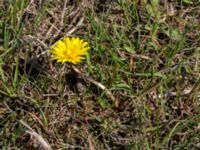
[0,0,200,149]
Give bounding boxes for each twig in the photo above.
[20,120,52,150]
[61,0,68,26]
[23,35,48,49]
[131,54,150,60]
[66,17,84,36]
[43,93,59,97]
[71,66,116,105]
[68,7,80,18]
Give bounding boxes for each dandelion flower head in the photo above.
[50,37,90,64]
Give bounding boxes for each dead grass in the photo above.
[0,0,200,149]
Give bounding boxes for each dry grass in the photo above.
[0,0,200,149]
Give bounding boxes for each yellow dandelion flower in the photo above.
[50,37,90,64]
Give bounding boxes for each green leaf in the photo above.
[13,57,19,89]
[163,28,182,41]
[111,81,131,91]
[124,46,135,53]
[97,98,110,109]
[183,0,193,4]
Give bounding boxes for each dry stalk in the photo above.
[71,65,117,105]
[61,0,69,26]
[20,120,52,150]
